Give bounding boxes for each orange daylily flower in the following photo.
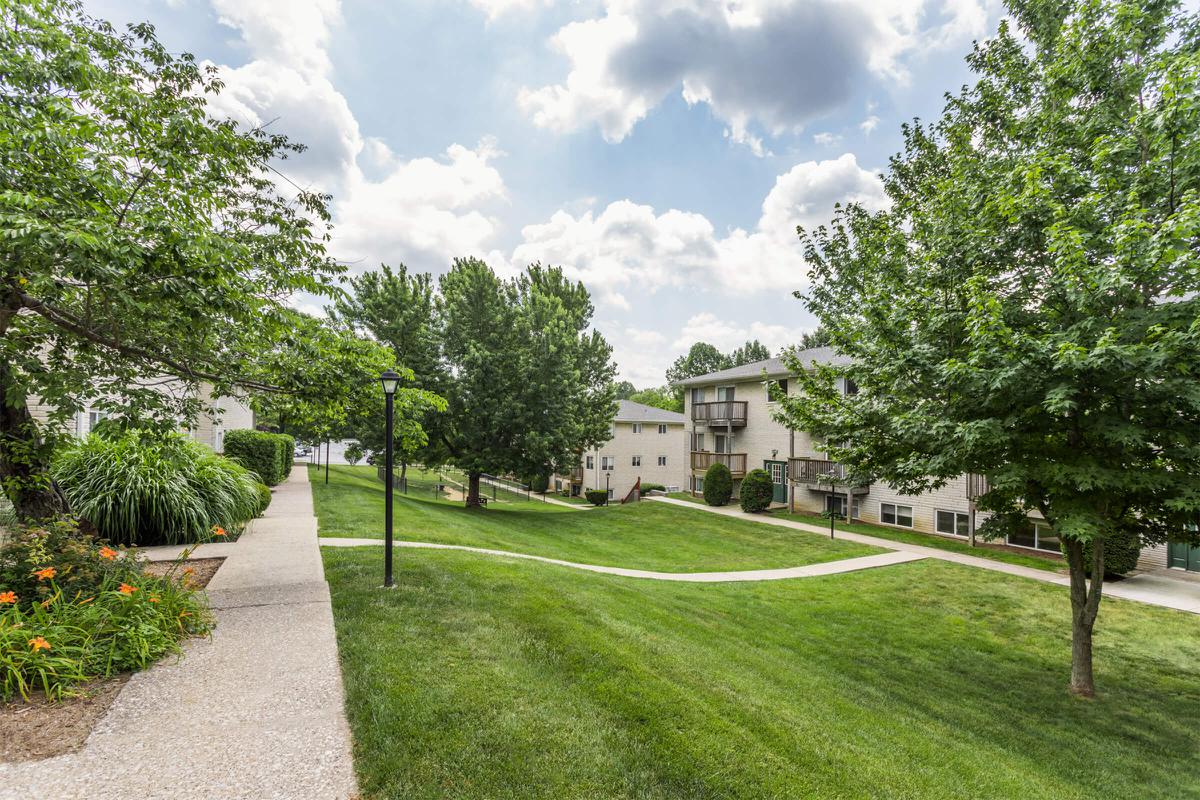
[149,595,160,603]
[33,567,56,581]
[182,567,195,576]
[118,583,137,595]
[98,546,117,561]
[79,596,95,605]
[0,591,16,604]
[211,526,228,537]
[28,636,51,652]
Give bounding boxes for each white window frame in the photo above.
[632,423,642,434]
[880,502,914,528]
[585,455,594,470]
[935,509,970,538]
[716,385,736,402]
[631,455,641,467]
[691,388,704,405]
[658,424,667,434]
[1007,520,1060,553]
[657,456,667,467]
[601,456,615,471]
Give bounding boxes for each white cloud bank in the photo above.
[518,0,989,152]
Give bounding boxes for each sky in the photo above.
[88,0,1009,387]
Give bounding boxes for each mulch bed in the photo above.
[0,556,225,763]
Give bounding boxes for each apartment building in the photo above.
[675,347,1195,572]
[560,400,687,501]
[27,381,255,454]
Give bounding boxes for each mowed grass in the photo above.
[310,465,882,572]
[324,546,1200,800]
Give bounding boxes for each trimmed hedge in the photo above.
[1069,528,1142,578]
[640,483,666,493]
[224,429,286,486]
[739,469,775,513]
[585,489,608,506]
[703,462,733,506]
[278,433,295,477]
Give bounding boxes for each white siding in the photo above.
[580,421,689,499]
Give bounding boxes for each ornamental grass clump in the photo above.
[0,521,213,701]
[52,430,266,546]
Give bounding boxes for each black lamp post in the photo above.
[380,369,401,588]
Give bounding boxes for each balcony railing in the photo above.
[569,467,584,482]
[691,400,748,427]
[691,451,747,476]
[789,458,870,492]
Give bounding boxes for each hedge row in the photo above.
[224,430,294,486]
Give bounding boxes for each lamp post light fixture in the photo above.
[379,369,401,588]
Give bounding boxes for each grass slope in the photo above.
[311,465,881,572]
[324,547,1200,800]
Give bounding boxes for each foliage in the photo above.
[52,431,262,545]
[613,381,637,400]
[437,260,616,504]
[702,463,733,507]
[666,343,730,387]
[774,0,1200,696]
[798,326,832,350]
[729,340,772,366]
[344,443,364,466]
[254,482,272,516]
[639,483,666,493]
[1073,527,1142,578]
[277,434,295,477]
[585,490,609,507]
[626,386,683,413]
[0,1,356,520]
[0,539,212,701]
[739,469,775,513]
[529,474,550,494]
[223,430,285,487]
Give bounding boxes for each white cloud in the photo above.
[519,0,989,149]
[859,115,881,134]
[812,132,841,146]
[467,0,551,20]
[201,0,508,273]
[671,313,793,355]
[507,154,887,305]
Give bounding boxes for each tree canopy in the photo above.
[775,0,1200,697]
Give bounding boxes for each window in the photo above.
[844,378,859,395]
[214,425,226,453]
[826,495,860,519]
[657,456,667,467]
[691,388,704,405]
[607,488,614,500]
[881,502,913,528]
[936,510,970,537]
[601,456,614,471]
[717,385,736,401]
[658,424,667,434]
[632,423,643,434]
[586,455,594,469]
[693,433,705,451]
[632,456,641,467]
[695,477,704,492]
[767,378,788,398]
[1008,520,1059,552]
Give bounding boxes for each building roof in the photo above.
[614,399,686,424]
[672,346,849,388]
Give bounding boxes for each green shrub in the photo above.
[529,473,550,494]
[585,489,608,506]
[1067,528,1142,578]
[344,443,364,466]
[224,429,284,486]
[639,483,666,493]
[254,482,272,516]
[0,532,213,701]
[739,469,775,513]
[53,431,263,546]
[703,463,733,506]
[277,433,295,478]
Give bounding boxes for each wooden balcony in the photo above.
[691,451,747,477]
[569,467,584,483]
[789,458,870,493]
[691,400,748,427]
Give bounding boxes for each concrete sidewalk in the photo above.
[650,497,1200,615]
[0,468,358,800]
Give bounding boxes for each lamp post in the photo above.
[380,369,401,588]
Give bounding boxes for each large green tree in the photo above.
[437,259,616,505]
[728,339,772,366]
[627,386,683,413]
[775,0,1200,697]
[0,1,381,517]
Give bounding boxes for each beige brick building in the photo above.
[675,347,1192,572]
[560,400,687,501]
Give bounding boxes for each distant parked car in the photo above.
[294,445,312,458]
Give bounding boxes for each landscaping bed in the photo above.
[0,555,223,763]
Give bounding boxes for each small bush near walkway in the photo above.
[703,463,733,506]
[0,520,213,701]
[739,469,775,513]
[585,490,608,506]
[224,429,287,486]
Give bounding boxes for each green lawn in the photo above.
[770,510,1065,572]
[310,465,882,572]
[323,546,1200,800]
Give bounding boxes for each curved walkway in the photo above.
[318,537,928,582]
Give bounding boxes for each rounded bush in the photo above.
[702,462,733,506]
[254,482,273,516]
[1066,528,1142,578]
[529,473,550,494]
[585,489,608,506]
[344,443,364,466]
[639,483,666,493]
[739,469,775,513]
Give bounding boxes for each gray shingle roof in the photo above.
[614,399,686,424]
[672,346,848,387]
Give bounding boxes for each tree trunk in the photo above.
[466,471,483,507]
[1064,537,1105,698]
[0,357,70,520]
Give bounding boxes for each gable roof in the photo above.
[614,399,685,424]
[671,346,849,388]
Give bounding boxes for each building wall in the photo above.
[580,420,688,500]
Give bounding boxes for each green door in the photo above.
[764,461,788,504]
[1168,541,1200,571]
